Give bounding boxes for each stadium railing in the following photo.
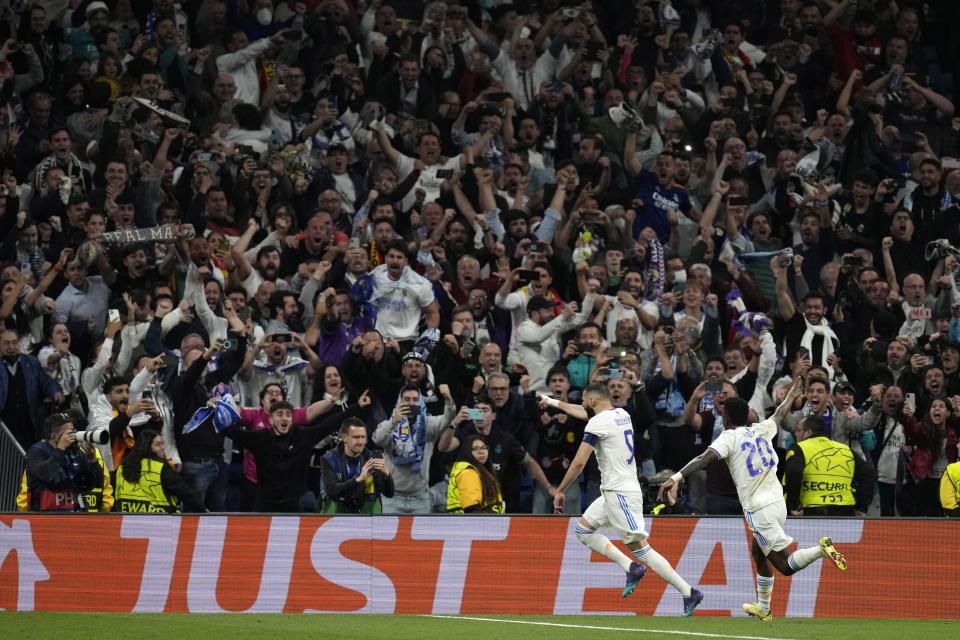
[0,418,26,512]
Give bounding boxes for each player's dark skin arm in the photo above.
[666,449,720,487]
[659,376,804,502]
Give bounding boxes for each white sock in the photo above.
[634,544,692,597]
[787,546,822,572]
[756,575,774,610]
[575,524,634,572]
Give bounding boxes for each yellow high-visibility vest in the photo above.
[794,436,856,508]
[446,461,504,514]
[114,458,180,514]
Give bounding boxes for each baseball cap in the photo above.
[834,381,856,395]
[526,295,555,314]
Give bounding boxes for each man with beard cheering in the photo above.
[232,218,287,298]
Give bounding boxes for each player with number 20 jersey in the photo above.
[708,417,790,552]
[658,378,849,623]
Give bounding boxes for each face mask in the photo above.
[256,8,273,25]
[673,269,688,285]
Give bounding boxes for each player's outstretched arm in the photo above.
[657,449,720,503]
[538,393,589,421]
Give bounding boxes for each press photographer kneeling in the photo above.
[25,414,105,512]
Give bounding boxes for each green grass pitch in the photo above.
[1,613,954,640]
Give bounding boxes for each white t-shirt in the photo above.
[603,296,659,350]
[877,418,905,484]
[396,154,462,210]
[584,407,641,492]
[709,418,782,512]
[240,268,265,299]
[370,266,436,342]
[239,269,289,299]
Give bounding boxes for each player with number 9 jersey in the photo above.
[584,407,640,492]
[708,417,783,513]
[546,383,703,614]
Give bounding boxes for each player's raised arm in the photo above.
[538,393,589,421]
[771,376,805,425]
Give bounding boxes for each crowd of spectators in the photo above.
[3,0,960,517]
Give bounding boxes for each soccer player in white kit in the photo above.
[658,377,848,622]
[544,383,704,616]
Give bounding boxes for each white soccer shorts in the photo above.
[744,501,794,555]
[583,490,649,543]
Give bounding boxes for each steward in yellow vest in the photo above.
[447,436,505,514]
[115,458,181,513]
[940,441,960,517]
[782,414,876,516]
[114,430,207,513]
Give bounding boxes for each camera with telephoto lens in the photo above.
[74,428,109,445]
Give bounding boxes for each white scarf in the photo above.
[800,316,839,379]
[899,300,928,339]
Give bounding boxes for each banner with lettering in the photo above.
[1,516,956,618]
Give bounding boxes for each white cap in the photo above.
[86,1,109,16]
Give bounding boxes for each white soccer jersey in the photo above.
[708,418,783,512]
[584,408,641,492]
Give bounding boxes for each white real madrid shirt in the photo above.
[370,266,436,342]
[584,407,642,493]
[396,154,462,211]
[708,418,783,512]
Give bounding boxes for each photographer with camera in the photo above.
[318,417,394,514]
[24,413,104,512]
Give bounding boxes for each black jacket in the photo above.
[376,71,438,120]
[170,330,247,459]
[321,446,395,511]
[226,405,362,505]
